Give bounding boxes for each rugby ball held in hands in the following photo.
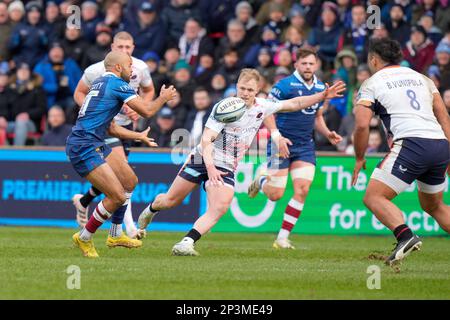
[213,97,247,123]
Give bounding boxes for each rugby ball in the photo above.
[213,97,247,123]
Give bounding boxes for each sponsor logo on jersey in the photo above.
[315,84,325,90]
[256,112,263,118]
[290,82,302,87]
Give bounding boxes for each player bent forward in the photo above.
[352,39,450,266]
[68,51,177,258]
[138,69,346,256]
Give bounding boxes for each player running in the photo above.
[137,68,346,256]
[351,38,450,266]
[72,32,155,240]
[69,51,176,258]
[247,48,343,249]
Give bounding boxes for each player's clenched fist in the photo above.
[160,84,177,102]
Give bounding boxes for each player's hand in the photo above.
[160,84,177,102]
[324,81,346,100]
[278,136,292,159]
[327,131,343,145]
[136,127,158,147]
[207,166,228,187]
[352,158,366,186]
[123,104,140,121]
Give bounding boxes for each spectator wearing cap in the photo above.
[263,3,289,39]
[178,18,214,67]
[385,4,411,47]
[184,87,212,146]
[403,24,436,73]
[41,105,72,146]
[256,47,276,83]
[34,42,82,111]
[284,5,310,42]
[419,12,443,45]
[171,59,196,108]
[241,23,280,68]
[255,0,290,26]
[5,62,46,146]
[198,0,238,35]
[142,51,168,94]
[338,4,369,63]
[234,1,260,44]
[307,1,343,70]
[81,1,102,43]
[412,0,450,33]
[161,0,203,44]
[7,1,25,26]
[428,41,450,92]
[81,23,112,69]
[103,0,124,35]
[215,19,251,66]
[122,1,166,58]
[148,106,177,148]
[8,1,48,68]
[61,27,89,68]
[44,1,65,43]
[0,3,13,61]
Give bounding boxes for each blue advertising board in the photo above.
[0,149,200,231]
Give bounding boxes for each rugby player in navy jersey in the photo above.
[67,51,176,258]
[248,48,343,249]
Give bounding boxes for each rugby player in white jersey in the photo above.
[71,31,156,241]
[352,38,450,266]
[137,68,346,256]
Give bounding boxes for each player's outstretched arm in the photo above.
[432,92,450,141]
[74,79,90,107]
[126,85,177,118]
[108,121,157,147]
[278,81,346,113]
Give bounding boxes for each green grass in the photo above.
[0,226,449,299]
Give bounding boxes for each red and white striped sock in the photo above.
[277,198,304,239]
[80,201,112,241]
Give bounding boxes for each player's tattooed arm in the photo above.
[201,128,229,186]
[432,93,450,141]
[278,81,346,113]
[126,84,177,118]
[107,121,157,147]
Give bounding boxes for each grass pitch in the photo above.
[0,226,449,299]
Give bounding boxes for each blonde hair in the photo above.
[237,68,261,83]
[113,31,134,43]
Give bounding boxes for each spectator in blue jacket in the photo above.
[161,0,203,43]
[307,1,342,70]
[8,1,48,68]
[122,2,166,58]
[81,1,103,43]
[33,42,81,111]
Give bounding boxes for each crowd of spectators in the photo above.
[0,0,449,154]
